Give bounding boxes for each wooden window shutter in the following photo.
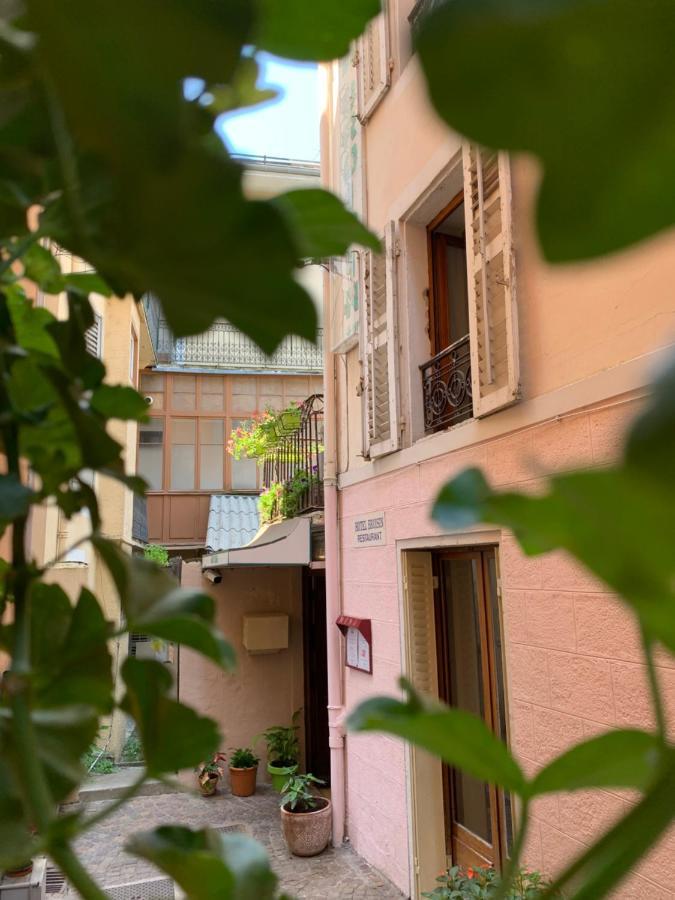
[402,551,446,897]
[463,144,520,418]
[356,9,390,123]
[84,313,102,358]
[359,221,400,459]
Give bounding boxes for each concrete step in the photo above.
[78,768,182,802]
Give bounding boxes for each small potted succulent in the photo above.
[279,773,331,857]
[259,710,301,792]
[228,747,259,797]
[195,752,227,797]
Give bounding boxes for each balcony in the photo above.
[261,394,324,520]
[420,335,473,433]
[143,297,323,374]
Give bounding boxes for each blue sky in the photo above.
[219,54,320,162]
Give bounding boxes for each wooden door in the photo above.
[302,570,330,783]
[434,549,512,870]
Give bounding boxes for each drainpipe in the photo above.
[320,62,346,847]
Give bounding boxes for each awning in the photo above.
[202,516,311,569]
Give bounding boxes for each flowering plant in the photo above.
[423,866,556,899]
[227,404,302,462]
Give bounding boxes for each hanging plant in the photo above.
[227,404,302,462]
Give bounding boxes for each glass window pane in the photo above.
[202,376,224,394]
[200,445,224,490]
[170,417,195,490]
[231,457,258,490]
[171,445,195,490]
[172,375,196,411]
[141,373,164,392]
[201,419,224,445]
[138,418,164,491]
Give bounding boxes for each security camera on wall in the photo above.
[144,395,153,406]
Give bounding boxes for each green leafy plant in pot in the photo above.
[258,709,301,792]
[229,747,259,798]
[195,752,227,797]
[280,773,331,857]
[423,865,558,899]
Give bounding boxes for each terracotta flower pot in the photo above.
[4,861,33,878]
[280,798,332,857]
[229,765,257,797]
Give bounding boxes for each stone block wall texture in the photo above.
[339,395,675,897]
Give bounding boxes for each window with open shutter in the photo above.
[359,221,400,459]
[463,145,519,418]
[402,551,446,896]
[84,313,102,358]
[356,8,390,123]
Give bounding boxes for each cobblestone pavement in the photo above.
[64,784,405,899]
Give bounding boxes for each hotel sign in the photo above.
[351,511,386,547]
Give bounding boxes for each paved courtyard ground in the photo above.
[62,780,405,899]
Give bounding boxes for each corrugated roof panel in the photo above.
[205,494,260,553]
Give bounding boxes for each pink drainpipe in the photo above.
[322,274,346,846]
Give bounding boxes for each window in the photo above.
[170,417,196,490]
[199,419,224,490]
[129,329,138,386]
[200,376,224,412]
[138,417,164,491]
[171,375,196,411]
[421,192,473,433]
[140,372,165,410]
[229,419,258,490]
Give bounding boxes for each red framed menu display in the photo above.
[336,615,372,674]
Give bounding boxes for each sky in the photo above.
[219,54,320,163]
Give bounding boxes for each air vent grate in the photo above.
[104,877,175,900]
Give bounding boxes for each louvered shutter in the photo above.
[356,10,390,123]
[463,145,520,417]
[359,221,400,459]
[84,313,102,358]
[402,552,446,897]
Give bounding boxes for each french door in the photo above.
[433,548,512,870]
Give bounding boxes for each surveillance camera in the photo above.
[144,395,153,406]
[204,569,222,585]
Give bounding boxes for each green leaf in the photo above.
[273,188,380,258]
[530,730,662,797]
[432,467,675,654]
[30,584,114,713]
[128,827,279,900]
[121,658,220,775]
[416,0,675,262]
[203,58,278,115]
[63,271,113,297]
[0,473,35,528]
[544,761,675,900]
[348,679,527,794]
[90,384,149,421]
[22,241,64,293]
[6,287,60,358]
[93,538,235,670]
[254,0,381,61]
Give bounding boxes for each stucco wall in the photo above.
[179,561,305,779]
[339,395,675,897]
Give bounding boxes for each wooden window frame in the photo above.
[426,190,467,356]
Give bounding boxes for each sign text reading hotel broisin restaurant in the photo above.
[351,511,386,547]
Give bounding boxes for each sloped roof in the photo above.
[205,494,259,553]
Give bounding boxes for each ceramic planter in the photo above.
[198,774,220,797]
[229,765,257,797]
[267,761,298,792]
[4,861,33,878]
[280,798,332,857]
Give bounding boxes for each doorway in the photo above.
[302,569,330,783]
[433,548,512,869]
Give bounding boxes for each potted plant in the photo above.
[280,773,331,857]
[195,752,227,797]
[423,865,558,898]
[228,747,259,797]
[259,710,301,791]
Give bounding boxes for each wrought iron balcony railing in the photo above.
[420,335,473,433]
[150,311,323,373]
[262,394,324,519]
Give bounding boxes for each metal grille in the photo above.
[46,865,65,894]
[262,394,324,520]
[420,335,473,432]
[150,313,323,373]
[104,877,174,900]
[212,824,249,835]
[84,314,102,358]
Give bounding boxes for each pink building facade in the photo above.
[321,3,675,897]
